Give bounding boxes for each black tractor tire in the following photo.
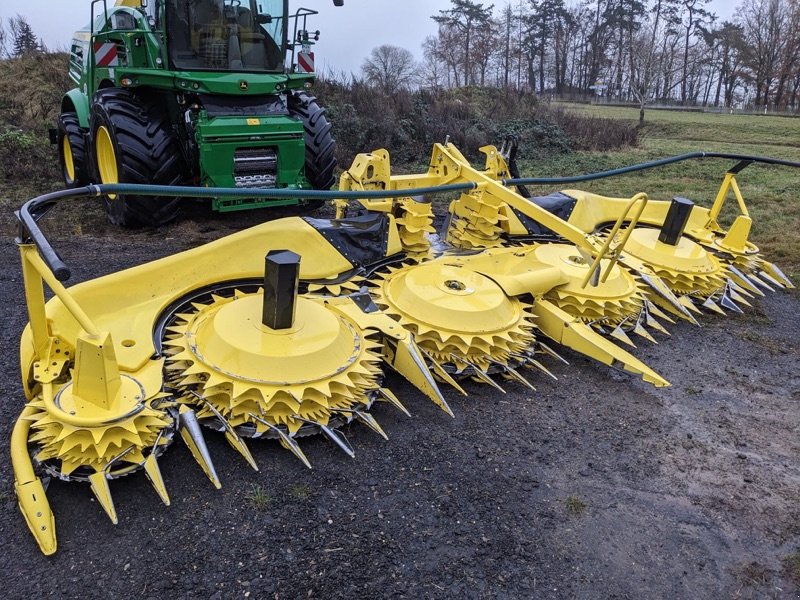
[90,88,186,228]
[57,112,90,188]
[288,91,337,192]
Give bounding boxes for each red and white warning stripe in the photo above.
[94,42,119,67]
[297,51,315,73]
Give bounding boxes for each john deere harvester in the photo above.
[12,142,797,554]
[55,0,342,227]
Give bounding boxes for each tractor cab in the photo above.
[165,0,287,72]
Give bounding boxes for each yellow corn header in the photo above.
[11,142,795,554]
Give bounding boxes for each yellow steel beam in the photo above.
[12,406,57,555]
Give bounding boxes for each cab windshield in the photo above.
[166,0,287,72]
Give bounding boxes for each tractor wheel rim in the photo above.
[62,135,75,183]
[96,126,118,200]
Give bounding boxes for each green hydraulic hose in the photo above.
[17,151,800,282]
[504,151,800,186]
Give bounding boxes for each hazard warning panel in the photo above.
[297,51,315,73]
[94,42,119,68]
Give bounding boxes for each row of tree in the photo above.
[362,0,800,116]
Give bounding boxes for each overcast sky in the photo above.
[12,0,738,75]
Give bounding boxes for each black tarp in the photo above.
[305,213,389,267]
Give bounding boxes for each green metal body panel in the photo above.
[110,68,313,96]
[194,110,307,211]
[62,89,92,128]
[62,0,324,211]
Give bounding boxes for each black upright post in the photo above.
[263,250,301,330]
[658,197,694,246]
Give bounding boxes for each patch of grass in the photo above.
[564,495,587,515]
[244,484,273,511]
[741,331,786,355]
[732,561,773,588]
[783,550,800,584]
[289,483,311,501]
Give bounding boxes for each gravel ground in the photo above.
[0,211,798,599]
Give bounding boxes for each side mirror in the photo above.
[256,14,273,24]
[333,0,344,6]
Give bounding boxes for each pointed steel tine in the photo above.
[744,277,766,296]
[504,366,537,392]
[291,417,355,458]
[701,296,726,315]
[749,273,775,292]
[644,313,670,336]
[420,349,468,396]
[224,431,258,471]
[88,472,118,524]
[469,364,506,393]
[592,323,608,335]
[724,279,751,307]
[352,410,389,441]
[609,324,637,348]
[393,338,454,417]
[679,295,704,315]
[248,413,312,469]
[197,394,258,471]
[759,271,785,289]
[727,278,755,298]
[179,406,221,489]
[537,341,569,365]
[487,354,536,392]
[719,293,744,314]
[765,262,794,288]
[529,359,558,381]
[320,424,356,458]
[377,388,411,418]
[633,320,658,344]
[644,300,675,324]
[726,265,763,296]
[728,287,752,307]
[143,454,171,506]
[637,271,696,322]
[278,437,312,468]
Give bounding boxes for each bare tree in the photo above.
[421,35,448,89]
[739,0,788,106]
[433,0,495,86]
[0,18,8,58]
[678,0,714,104]
[772,0,800,107]
[361,45,418,94]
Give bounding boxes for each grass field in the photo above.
[523,103,800,282]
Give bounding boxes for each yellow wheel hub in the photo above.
[533,243,644,325]
[95,125,119,199]
[62,136,75,182]
[27,383,173,480]
[164,290,384,435]
[623,228,727,298]
[372,263,535,371]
